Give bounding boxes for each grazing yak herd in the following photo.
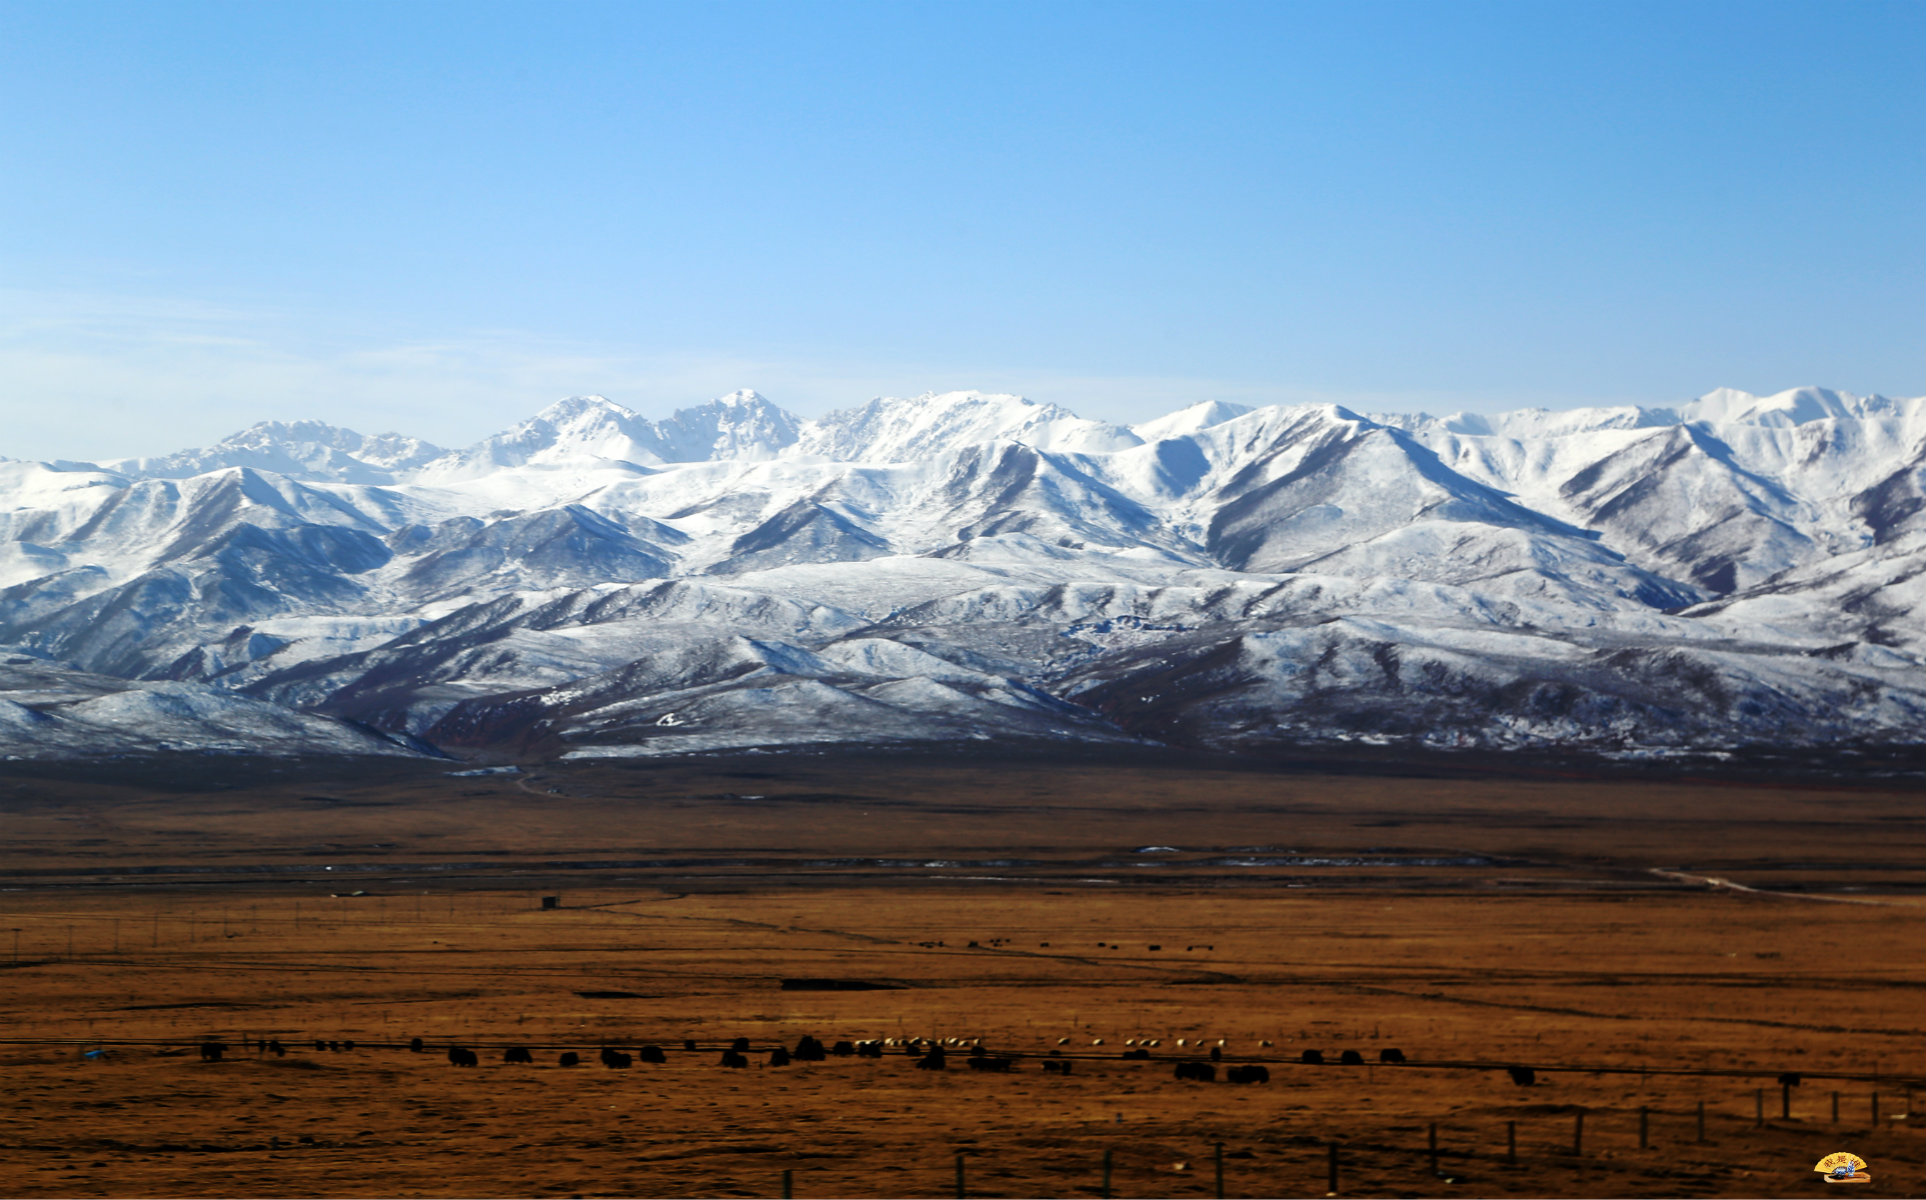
[193,1034,1544,1088]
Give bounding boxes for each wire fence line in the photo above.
[8,1033,1918,1196]
[790,1103,1918,1199]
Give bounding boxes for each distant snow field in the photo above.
[0,386,1920,761]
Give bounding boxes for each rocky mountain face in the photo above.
[1,385,1920,762]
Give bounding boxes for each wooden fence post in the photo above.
[954,1153,964,1199]
[1428,1123,1439,1175]
[781,1168,792,1199]
[1506,1121,1516,1165]
[1327,1140,1339,1194]
[1782,1083,1791,1121]
[1696,1100,1705,1143]
[1101,1148,1112,1199]
[1572,1110,1584,1156]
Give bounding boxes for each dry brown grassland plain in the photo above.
[0,752,1921,1199]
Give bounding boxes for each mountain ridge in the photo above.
[3,384,1920,763]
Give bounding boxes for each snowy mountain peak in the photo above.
[794,390,1143,463]
[415,390,810,478]
[416,395,660,480]
[1131,400,1253,441]
[1682,386,1903,428]
[506,394,654,459]
[100,419,446,484]
[532,394,641,425]
[652,390,802,462]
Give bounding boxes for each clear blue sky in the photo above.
[1,0,1920,459]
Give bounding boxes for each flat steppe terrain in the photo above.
[0,751,1921,1198]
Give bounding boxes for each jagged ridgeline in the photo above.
[1,386,1921,761]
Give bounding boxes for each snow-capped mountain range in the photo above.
[1,385,1920,762]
